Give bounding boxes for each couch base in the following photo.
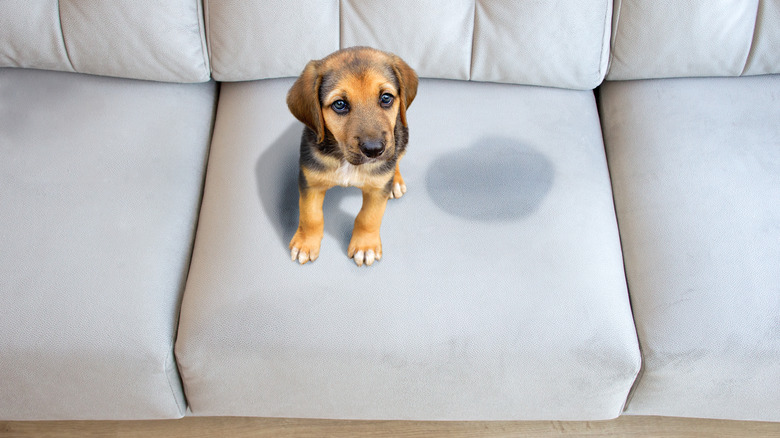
[601,74,780,422]
[0,68,217,420]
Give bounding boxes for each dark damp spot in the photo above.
[425,138,554,222]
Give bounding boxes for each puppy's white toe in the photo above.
[365,250,376,266]
[353,250,365,267]
[291,247,312,264]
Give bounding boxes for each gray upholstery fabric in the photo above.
[601,75,780,421]
[0,0,210,82]
[175,78,640,420]
[205,0,612,89]
[0,68,217,420]
[608,0,780,80]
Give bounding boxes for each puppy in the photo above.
[286,47,418,266]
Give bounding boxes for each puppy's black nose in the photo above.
[359,139,385,158]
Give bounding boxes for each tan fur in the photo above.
[287,47,418,266]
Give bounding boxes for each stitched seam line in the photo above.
[56,0,76,71]
[740,0,761,76]
[469,0,477,81]
[339,0,343,49]
[199,0,212,80]
[606,0,622,81]
[164,344,186,417]
[596,0,612,87]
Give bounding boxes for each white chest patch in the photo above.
[335,161,363,187]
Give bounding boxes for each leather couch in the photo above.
[1,0,777,422]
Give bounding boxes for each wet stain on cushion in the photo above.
[425,138,554,221]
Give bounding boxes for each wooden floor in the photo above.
[2,416,780,438]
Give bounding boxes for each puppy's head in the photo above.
[287,47,418,165]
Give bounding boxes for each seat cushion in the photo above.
[175,78,640,420]
[0,68,217,420]
[600,75,780,421]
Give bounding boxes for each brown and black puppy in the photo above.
[286,47,418,266]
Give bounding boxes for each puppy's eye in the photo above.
[379,93,394,108]
[331,100,349,114]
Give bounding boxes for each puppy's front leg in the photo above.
[389,158,407,199]
[348,187,389,267]
[290,186,327,264]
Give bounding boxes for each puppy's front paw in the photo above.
[389,171,407,199]
[289,230,322,265]
[389,181,407,199]
[347,232,382,267]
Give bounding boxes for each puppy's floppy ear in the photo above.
[391,56,418,127]
[287,60,325,143]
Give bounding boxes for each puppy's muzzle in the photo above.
[358,138,386,159]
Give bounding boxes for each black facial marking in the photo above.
[394,115,409,156]
[369,115,409,177]
[319,71,341,107]
[299,127,343,172]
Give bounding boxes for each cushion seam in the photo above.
[740,0,761,76]
[597,0,613,86]
[198,0,212,80]
[606,0,623,81]
[165,343,186,417]
[56,0,76,71]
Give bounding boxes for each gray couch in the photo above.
[1,0,778,422]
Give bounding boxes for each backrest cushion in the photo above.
[608,0,780,80]
[0,0,210,83]
[206,0,612,90]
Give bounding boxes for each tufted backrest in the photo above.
[205,0,613,90]
[0,0,210,83]
[607,0,780,80]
